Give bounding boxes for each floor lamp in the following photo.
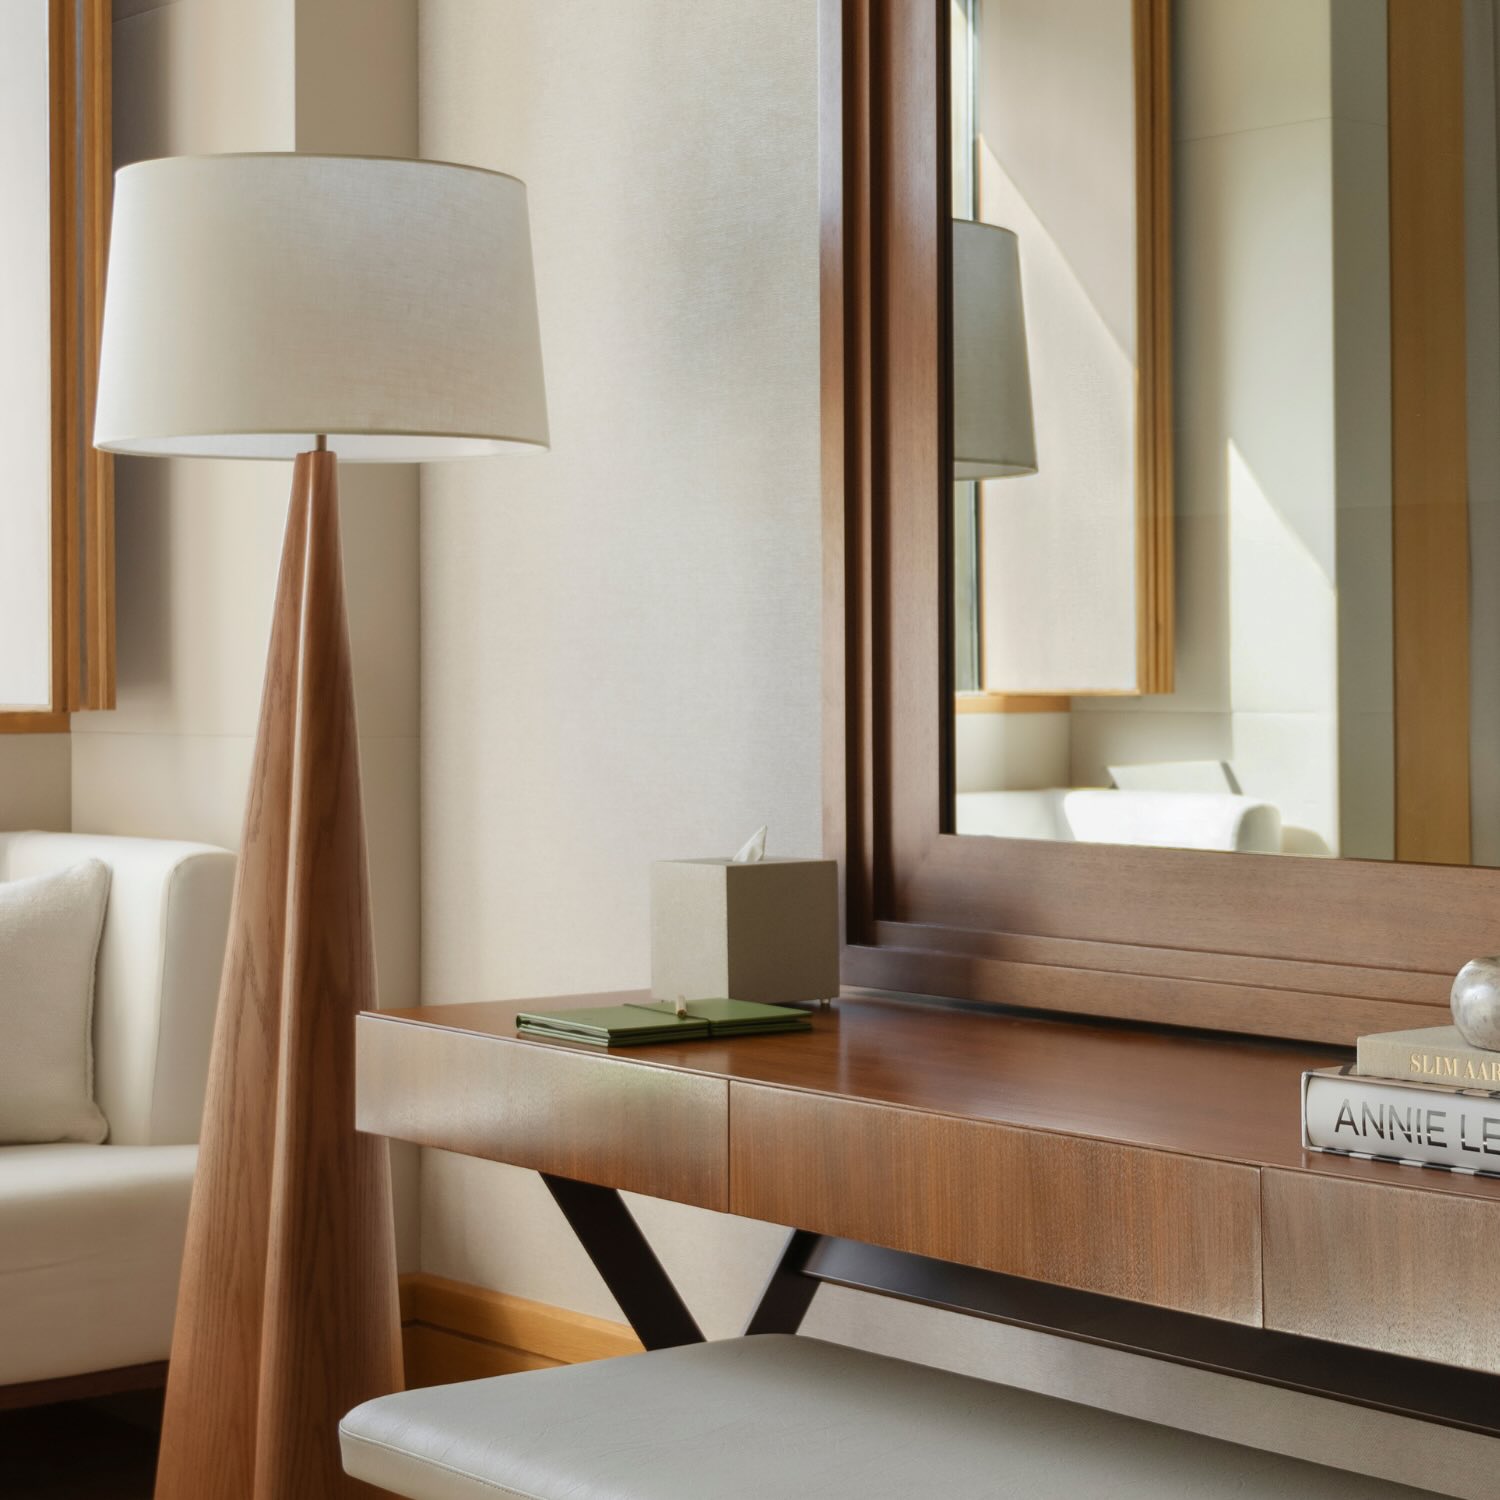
[93,153,549,1498]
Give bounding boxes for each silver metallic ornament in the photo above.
[1451,957,1500,1051]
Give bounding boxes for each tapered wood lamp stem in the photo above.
[154,450,402,1500]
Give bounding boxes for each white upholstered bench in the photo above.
[341,1335,1433,1499]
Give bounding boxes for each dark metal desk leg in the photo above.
[744,1229,821,1335]
[540,1175,704,1350]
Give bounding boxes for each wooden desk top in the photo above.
[369,991,1500,1204]
[360,990,1500,1373]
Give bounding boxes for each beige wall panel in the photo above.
[295,0,415,155]
[954,712,1070,794]
[74,463,417,743]
[1175,0,1331,140]
[111,0,293,163]
[417,0,822,1006]
[340,468,422,740]
[0,737,71,832]
[70,731,256,850]
[360,734,421,1008]
[72,461,290,740]
[418,1151,787,1333]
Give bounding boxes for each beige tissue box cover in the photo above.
[650,858,840,1005]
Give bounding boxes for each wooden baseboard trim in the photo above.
[399,1272,643,1388]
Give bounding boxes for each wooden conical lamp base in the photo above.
[155,451,402,1500]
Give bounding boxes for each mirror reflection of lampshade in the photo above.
[952,219,1037,480]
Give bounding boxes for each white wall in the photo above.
[954,711,1070,794]
[417,0,823,1004]
[417,0,822,1306]
[74,0,422,1268]
[416,5,1494,1494]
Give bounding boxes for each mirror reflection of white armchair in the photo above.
[0,832,233,1399]
[955,788,1283,853]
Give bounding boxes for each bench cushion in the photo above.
[340,1334,1433,1500]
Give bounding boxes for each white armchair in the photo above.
[0,831,234,1398]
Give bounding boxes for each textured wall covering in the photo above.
[418,0,823,1003]
[416,0,823,1329]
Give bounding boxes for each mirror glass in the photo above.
[949,0,1500,866]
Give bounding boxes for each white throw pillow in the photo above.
[0,859,111,1144]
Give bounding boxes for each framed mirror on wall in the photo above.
[0,0,114,730]
[825,0,1500,1044]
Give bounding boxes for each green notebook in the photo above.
[631,998,812,1037]
[517,998,811,1047]
[516,1004,710,1047]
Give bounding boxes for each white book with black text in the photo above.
[1301,1064,1500,1178]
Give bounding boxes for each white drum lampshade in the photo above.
[94,153,549,461]
[952,218,1036,481]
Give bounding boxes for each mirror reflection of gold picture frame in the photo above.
[961,0,1171,703]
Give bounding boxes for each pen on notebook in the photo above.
[622,997,694,1018]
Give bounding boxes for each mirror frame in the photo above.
[823,0,1492,1046]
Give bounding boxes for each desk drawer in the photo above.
[1264,1168,1500,1373]
[357,1016,728,1209]
[730,1083,1261,1323]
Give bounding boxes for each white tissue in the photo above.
[733,825,768,863]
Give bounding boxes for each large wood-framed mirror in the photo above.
[825,0,1500,1044]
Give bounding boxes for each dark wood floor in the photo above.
[0,1394,160,1499]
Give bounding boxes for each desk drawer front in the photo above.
[357,1018,728,1209]
[1264,1168,1500,1373]
[730,1084,1261,1323]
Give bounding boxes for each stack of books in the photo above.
[517,997,812,1048]
[1302,1026,1500,1177]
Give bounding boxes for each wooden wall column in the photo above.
[1390,0,1471,864]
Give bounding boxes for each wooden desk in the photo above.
[356,992,1500,1434]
